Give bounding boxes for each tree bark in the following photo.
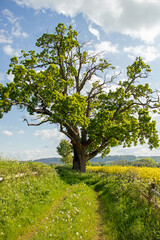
[72,147,87,173]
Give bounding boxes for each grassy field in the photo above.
[1,160,160,239]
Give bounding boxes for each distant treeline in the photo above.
[34,155,160,166]
[91,155,160,163]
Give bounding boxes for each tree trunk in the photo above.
[72,147,87,173]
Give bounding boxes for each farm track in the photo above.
[94,192,109,240]
[18,185,108,240]
[18,191,69,240]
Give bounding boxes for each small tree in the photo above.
[57,139,73,164]
[0,23,160,172]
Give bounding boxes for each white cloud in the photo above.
[1,8,28,39]
[3,44,21,56]
[111,144,160,156]
[11,22,28,38]
[0,30,12,44]
[13,0,160,43]
[0,73,5,82]
[7,73,14,82]
[124,45,160,62]
[2,8,18,23]
[16,130,24,135]
[88,41,119,59]
[95,41,119,54]
[2,130,13,136]
[88,25,100,40]
[4,148,58,160]
[16,148,59,160]
[34,128,64,140]
[133,0,159,4]
[123,26,160,44]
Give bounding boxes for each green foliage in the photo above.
[86,160,91,166]
[133,158,157,167]
[57,139,73,164]
[0,23,160,171]
[111,159,129,166]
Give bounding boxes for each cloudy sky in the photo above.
[1,0,160,160]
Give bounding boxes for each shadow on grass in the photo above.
[56,165,105,188]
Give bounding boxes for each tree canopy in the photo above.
[0,23,160,172]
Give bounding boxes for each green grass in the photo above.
[56,166,160,240]
[30,183,105,240]
[97,175,160,240]
[0,161,67,240]
[1,162,160,240]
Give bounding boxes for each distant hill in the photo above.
[34,155,160,164]
[34,157,61,164]
[91,155,136,163]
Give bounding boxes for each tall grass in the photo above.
[57,166,160,240]
[0,161,67,240]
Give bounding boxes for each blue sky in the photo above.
[1,0,160,160]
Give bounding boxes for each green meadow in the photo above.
[0,160,160,240]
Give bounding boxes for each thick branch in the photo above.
[5,100,52,117]
[60,124,76,144]
[88,140,109,160]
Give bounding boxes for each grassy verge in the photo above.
[57,166,160,240]
[96,174,160,240]
[0,161,67,240]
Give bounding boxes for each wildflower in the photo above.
[76,232,79,235]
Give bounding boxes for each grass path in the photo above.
[18,183,108,240]
[18,191,69,240]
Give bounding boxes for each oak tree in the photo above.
[0,23,160,172]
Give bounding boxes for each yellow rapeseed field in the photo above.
[87,166,160,184]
